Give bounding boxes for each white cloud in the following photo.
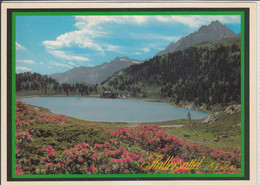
[141,48,150,53]
[42,15,240,62]
[47,50,89,62]
[16,42,26,51]
[42,16,150,56]
[16,66,30,71]
[155,16,170,23]
[42,25,105,60]
[17,59,35,64]
[134,48,150,55]
[42,30,104,52]
[68,61,75,65]
[155,15,240,28]
[103,44,124,53]
[43,16,240,52]
[147,43,165,51]
[52,62,73,68]
[130,33,181,42]
[74,16,148,28]
[160,36,181,42]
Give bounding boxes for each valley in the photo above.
[15,20,242,175]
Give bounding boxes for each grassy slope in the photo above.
[32,103,241,148]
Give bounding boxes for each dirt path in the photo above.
[126,124,184,128]
[160,125,184,128]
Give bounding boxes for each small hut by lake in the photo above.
[102,91,117,98]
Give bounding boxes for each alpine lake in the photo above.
[20,97,210,123]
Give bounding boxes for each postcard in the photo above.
[0,1,257,185]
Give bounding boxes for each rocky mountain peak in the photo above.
[156,20,236,56]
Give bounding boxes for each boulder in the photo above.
[224,105,241,114]
[201,114,218,124]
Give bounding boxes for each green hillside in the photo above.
[16,72,99,97]
[102,36,241,109]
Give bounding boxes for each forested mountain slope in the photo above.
[102,36,241,107]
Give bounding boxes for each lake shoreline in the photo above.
[18,95,211,123]
[16,94,216,114]
[17,99,192,127]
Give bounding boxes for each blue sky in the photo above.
[16,15,241,75]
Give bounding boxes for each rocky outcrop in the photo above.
[224,105,241,114]
[201,112,220,124]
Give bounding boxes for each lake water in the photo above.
[20,97,210,123]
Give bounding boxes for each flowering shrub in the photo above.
[16,100,36,122]
[16,100,71,125]
[35,112,71,124]
[33,125,240,174]
[210,147,241,167]
[38,141,149,174]
[109,125,210,162]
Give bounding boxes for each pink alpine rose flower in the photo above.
[78,157,84,163]
[92,153,99,159]
[48,150,55,157]
[46,163,54,168]
[41,147,46,152]
[80,142,89,148]
[16,132,21,137]
[81,148,88,154]
[89,165,95,174]
[104,142,110,147]
[15,169,23,175]
[58,162,64,167]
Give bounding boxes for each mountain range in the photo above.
[50,57,141,85]
[50,20,237,85]
[102,35,241,106]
